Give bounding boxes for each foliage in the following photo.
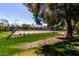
[24,3,58,26]
[21,24,31,30]
[0,19,10,31]
[0,23,3,31]
[74,22,79,34]
[24,3,79,39]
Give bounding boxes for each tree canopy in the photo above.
[24,3,79,39]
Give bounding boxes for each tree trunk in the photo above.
[66,19,73,39]
[6,32,14,39]
[65,4,73,40]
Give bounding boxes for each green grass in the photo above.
[0,32,64,47]
[1,31,79,56]
[0,47,24,56]
[0,31,64,56]
[0,31,11,39]
[36,37,79,56]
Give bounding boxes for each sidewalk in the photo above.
[13,31,65,36]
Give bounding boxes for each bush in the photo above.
[74,23,79,35]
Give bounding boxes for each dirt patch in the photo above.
[15,50,37,56]
[12,38,64,49]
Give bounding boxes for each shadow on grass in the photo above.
[0,31,3,33]
[35,37,79,56]
[0,47,24,56]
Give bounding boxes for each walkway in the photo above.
[13,31,65,36]
[13,37,64,49]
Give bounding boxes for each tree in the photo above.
[58,4,79,39]
[6,24,16,39]
[0,18,10,31]
[0,23,3,31]
[21,24,30,30]
[24,3,79,40]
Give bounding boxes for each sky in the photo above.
[0,3,35,25]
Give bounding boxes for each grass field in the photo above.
[35,38,79,56]
[15,38,79,56]
[0,31,11,38]
[1,31,79,56]
[0,31,64,56]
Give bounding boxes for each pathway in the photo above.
[12,30,65,36]
[13,37,64,49]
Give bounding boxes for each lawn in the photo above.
[0,31,11,39]
[1,31,79,56]
[34,38,79,56]
[0,47,23,56]
[15,37,79,56]
[0,31,64,56]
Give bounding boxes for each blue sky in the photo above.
[0,3,35,25]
